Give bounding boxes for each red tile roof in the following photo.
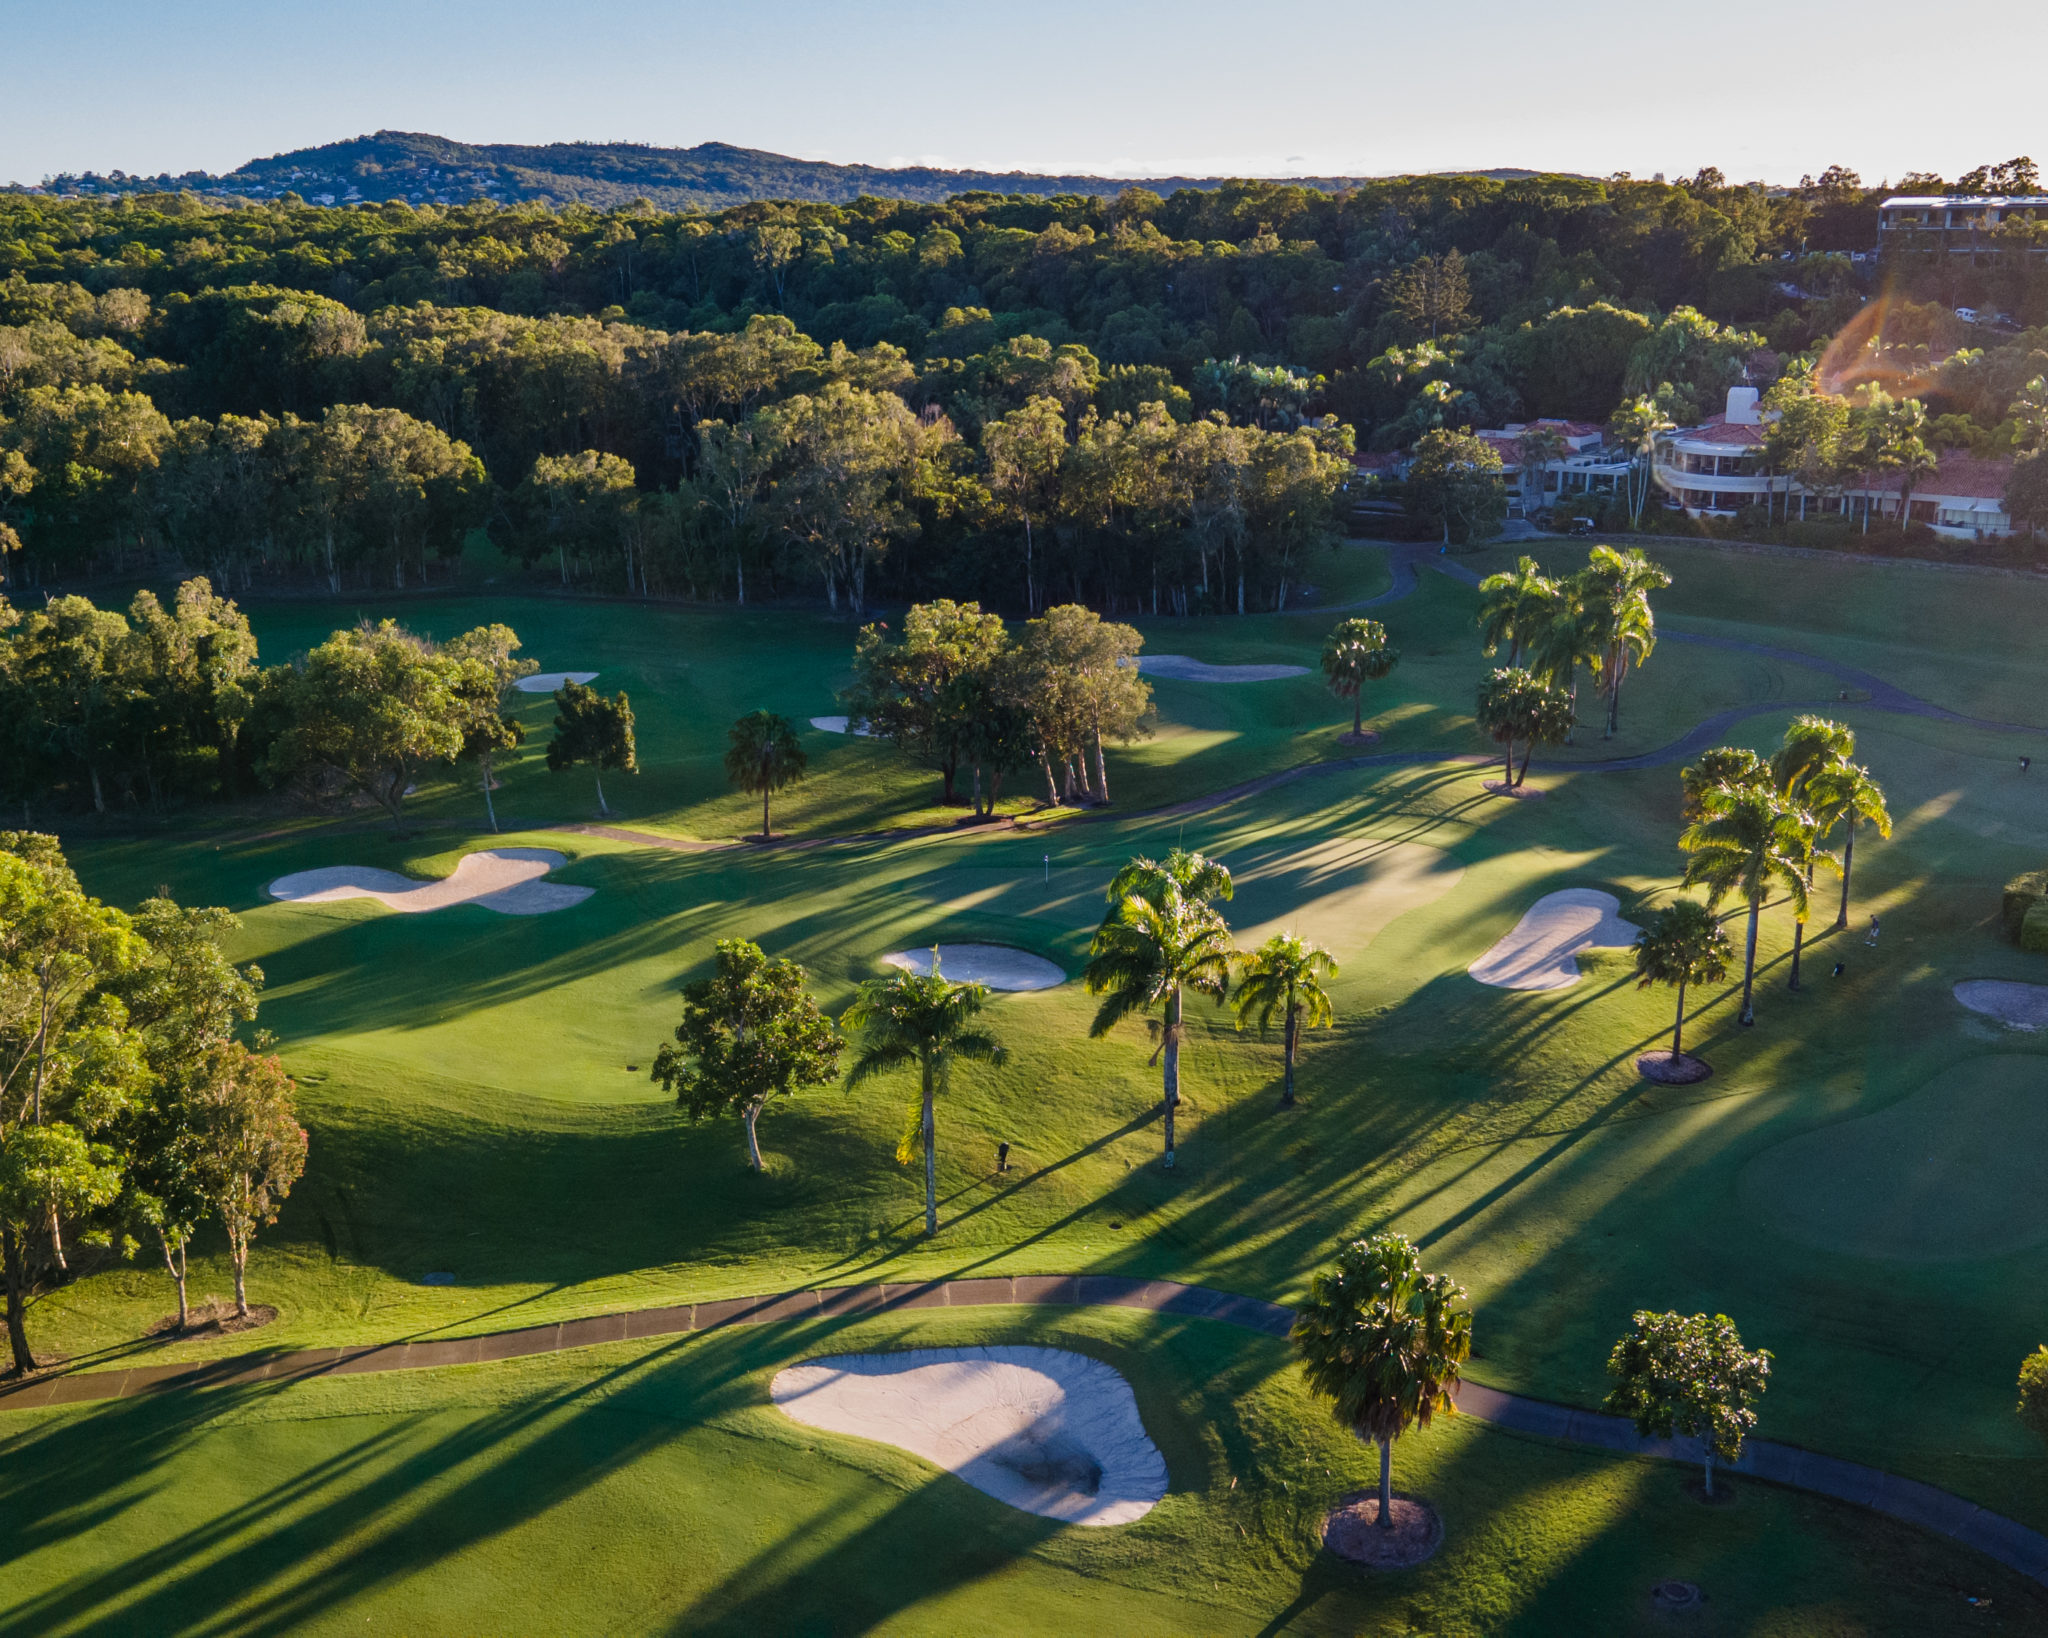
[1676,414,1767,448]
[1918,453,2013,501]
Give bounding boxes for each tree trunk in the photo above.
[162,1231,189,1330]
[1788,902,1807,991]
[1352,693,1363,737]
[761,783,772,840]
[1671,977,1687,1059]
[1161,987,1181,1169]
[1517,739,1535,787]
[1041,755,1059,807]
[46,1202,65,1274]
[1377,1436,1393,1527]
[1502,739,1515,788]
[1739,900,1760,1025]
[1702,1446,1716,1499]
[3,1224,34,1374]
[89,765,105,815]
[232,1228,249,1319]
[1280,1003,1298,1108]
[1834,821,1856,930]
[743,1098,765,1172]
[922,1063,938,1237]
[1092,726,1110,805]
[482,762,499,833]
[595,772,609,817]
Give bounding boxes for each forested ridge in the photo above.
[2,164,2046,613]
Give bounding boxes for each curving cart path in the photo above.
[3,1273,2044,1585]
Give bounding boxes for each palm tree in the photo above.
[1579,546,1671,738]
[1293,1233,1471,1530]
[1515,425,1569,518]
[1085,890,1235,1170]
[1608,396,1673,529]
[1234,933,1337,1108]
[723,709,808,839]
[1105,847,1235,915]
[1475,556,1557,667]
[1633,900,1732,1065]
[1524,575,1603,743]
[1770,718,1854,991]
[841,957,1006,1238]
[1680,786,1811,1026]
[1805,758,1892,931]
[1321,618,1401,741]
[1680,746,1770,822]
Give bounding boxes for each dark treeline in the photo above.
[3,164,2046,606]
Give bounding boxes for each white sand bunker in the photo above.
[513,671,598,694]
[1469,888,1640,991]
[1136,655,1310,683]
[771,1346,1168,1526]
[882,944,1064,991]
[1955,980,2048,1031]
[267,848,594,916]
[810,715,878,736]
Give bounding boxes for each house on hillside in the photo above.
[1470,419,1633,518]
[1653,388,2017,538]
[1878,196,2048,260]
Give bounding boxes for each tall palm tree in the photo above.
[1106,847,1235,915]
[1524,575,1603,744]
[1475,556,1557,667]
[1515,425,1569,518]
[1680,746,1770,822]
[1233,933,1338,1108]
[1633,900,1733,1063]
[1805,758,1892,931]
[1320,618,1401,740]
[1680,786,1811,1026]
[841,957,1006,1238]
[1579,546,1671,738]
[1085,892,1235,1170]
[1770,718,1854,990]
[1608,396,1673,528]
[1293,1233,1472,1530]
[723,709,808,840]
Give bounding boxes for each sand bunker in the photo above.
[1468,889,1640,991]
[513,671,598,694]
[810,716,878,736]
[1738,1057,2048,1261]
[882,944,1065,991]
[1954,980,2048,1031]
[771,1346,1167,1526]
[1136,655,1310,683]
[267,848,594,916]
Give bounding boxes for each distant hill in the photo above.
[26,130,1564,209]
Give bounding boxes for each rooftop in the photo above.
[1881,195,2048,209]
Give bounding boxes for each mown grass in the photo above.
[15,537,2048,1628]
[5,1308,2041,1637]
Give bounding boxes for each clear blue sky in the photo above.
[4,0,2042,188]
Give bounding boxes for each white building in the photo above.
[1472,419,1633,518]
[1879,196,2048,257]
[1654,388,2017,539]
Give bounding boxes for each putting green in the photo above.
[905,838,1462,961]
[1738,1057,2048,1262]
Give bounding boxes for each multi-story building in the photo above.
[1653,388,2017,538]
[1471,419,1634,517]
[1877,196,2048,258]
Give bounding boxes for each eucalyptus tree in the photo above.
[1320,617,1400,741]
[1293,1233,1472,1529]
[1233,933,1337,1108]
[841,957,1005,1238]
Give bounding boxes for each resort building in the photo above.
[1472,419,1633,518]
[1877,196,2048,259]
[1654,388,2017,538]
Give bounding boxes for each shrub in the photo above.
[2023,901,2048,954]
[2004,869,2048,943]
[2019,1346,2048,1441]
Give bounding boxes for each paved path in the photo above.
[4,1274,2044,1584]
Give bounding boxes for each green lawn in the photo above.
[6,1308,2041,1637]
[12,538,2048,1629]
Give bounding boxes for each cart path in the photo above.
[4,1273,2043,1584]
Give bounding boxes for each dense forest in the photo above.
[2,163,2046,613]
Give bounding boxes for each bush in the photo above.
[2023,901,2048,954]
[2019,1346,2048,1441]
[2003,869,2048,943]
